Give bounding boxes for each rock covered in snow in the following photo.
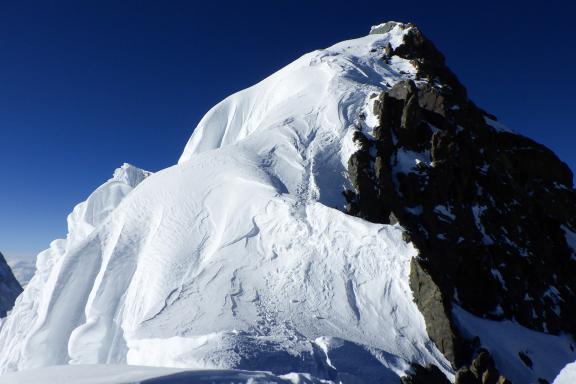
[370,21,408,35]
[344,21,576,383]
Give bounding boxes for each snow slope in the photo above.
[0,22,572,383]
[0,24,450,382]
[0,365,320,384]
[0,365,183,384]
[554,361,576,384]
[0,152,450,380]
[0,163,150,371]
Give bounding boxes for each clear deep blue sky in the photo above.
[1,0,575,260]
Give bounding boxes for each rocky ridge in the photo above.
[345,21,576,383]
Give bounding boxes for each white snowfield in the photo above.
[0,365,322,384]
[0,22,574,383]
[554,361,576,384]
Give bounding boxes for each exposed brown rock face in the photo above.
[409,258,463,366]
[346,22,576,380]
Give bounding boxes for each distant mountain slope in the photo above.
[0,252,21,317]
[6,259,35,287]
[0,22,574,384]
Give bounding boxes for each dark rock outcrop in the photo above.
[455,367,480,384]
[400,363,451,384]
[401,350,511,384]
[347,22,576,380]
[409,258,463,366]
[518,352,533,369]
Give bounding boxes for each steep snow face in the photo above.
[0,151,451,380]
[0,26,455,382]
[178,25,415,207]
[0,163,150,371]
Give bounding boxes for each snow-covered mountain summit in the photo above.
[1,24,442,382]
[1,22,575,384]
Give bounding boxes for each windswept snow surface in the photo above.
[1,24,564,383]
[0,365,182,384]
[0,163,151,370]
[0,154,449,380]
[0,365,320,384]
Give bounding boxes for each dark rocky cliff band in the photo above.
[348,22,576,384]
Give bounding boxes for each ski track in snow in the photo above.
[0,24,573,383]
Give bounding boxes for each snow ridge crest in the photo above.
[111,163,151,188]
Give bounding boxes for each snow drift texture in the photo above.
[0,26,447,382]
[0,23,573,383]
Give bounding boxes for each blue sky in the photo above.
[1,0,575,261]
